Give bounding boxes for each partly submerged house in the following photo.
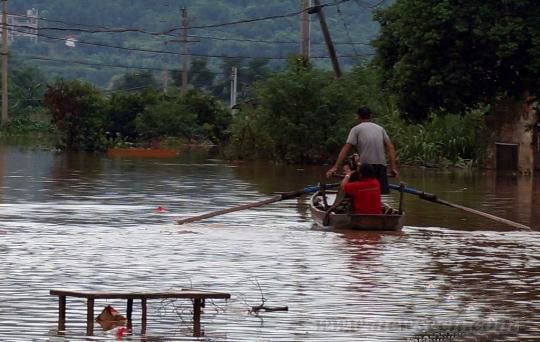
[483,96,540,174]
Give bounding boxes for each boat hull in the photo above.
[309,191,405,231]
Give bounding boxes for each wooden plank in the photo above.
[86,298,94,336]
[58,296,66,333]
[126,298,133,330]
[50,289,230,300]
[141,298,147,335]
[193,298,202,337]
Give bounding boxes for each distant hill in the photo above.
[8,0,389,86]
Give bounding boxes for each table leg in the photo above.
[58,296,66,333]
[86,298,94,336]
[193,298,202,337]
[126,298,133,330]
[141,298,147,335]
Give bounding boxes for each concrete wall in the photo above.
[484,96,539,174]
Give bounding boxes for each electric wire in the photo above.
[353,0,387,10]
[12,0,352,37]
[334,0,362,57]
[8,26,371,61]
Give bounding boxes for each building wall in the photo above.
[534,119,540,171]
[0,8,38,43]
[484,95,538,174]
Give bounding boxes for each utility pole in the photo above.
[1,0,8,126]
[230,67,237,111]
[300,0,311,61]
[180,7,189,95]
[312,0,341,78]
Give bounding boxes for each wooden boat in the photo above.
[106,148,177,158]
[309,190,405,231]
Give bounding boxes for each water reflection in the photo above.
[0,148,538,341]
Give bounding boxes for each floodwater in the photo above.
[0,147,538,341]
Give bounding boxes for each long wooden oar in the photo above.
[177,183,340,225]
[389,184,532,231]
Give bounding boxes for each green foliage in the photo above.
[377,105,489,167]
[44,79,108,151]
[105,89,160,141]
[0,116,54,134]
[171,58,216,93]
[136,98,199,141]
[373,0,540,120]
[41,76,230,150]
[1,65,47,117]
[227,58,356,163]
[135,89,231,143]
[182,91,232,143]
[227,58,488,166]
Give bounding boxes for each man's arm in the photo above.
[326,143,352,178]
[340,165,353,191]
[384,139,399,177]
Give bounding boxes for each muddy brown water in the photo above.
[0,148,538,341]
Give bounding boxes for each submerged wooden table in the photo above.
[49,289,231,337]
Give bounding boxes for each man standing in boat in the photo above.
[326,106,399,194]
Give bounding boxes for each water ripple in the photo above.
[0,150,538,341]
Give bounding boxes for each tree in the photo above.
[135,96,199,142]
[227,58,356,163]
[5,66,46,117]
[135,89,230,143]
[105,90,160,141]
[373,0,540,120]
[237,58,271,99]
[182,90,232,144]
[44,80,108,151]
[171,58,216,92]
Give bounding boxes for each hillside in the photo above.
[8,0,387,86]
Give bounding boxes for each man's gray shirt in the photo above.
[346,122,390,165]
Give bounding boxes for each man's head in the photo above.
[357,106,373,121]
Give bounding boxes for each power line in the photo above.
[10,2,373,47]
[168,0,351,32]
[9,25,371,60]
[12,0,352,37]
[10,21,372,47]
[8,25,178,55]
[14,52,369,77]
[334,0,361,56]
[9,98,42,102]
[13,13,121,31]
[187,32,371,46]
[353,0,388,9]
[102,85,157,93]
[10,12,176,37]
[16,54,177,71]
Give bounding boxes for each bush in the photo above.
[105,89,160,141]
[44,79,108,151]
[135,89,231,144]
[377,105,489,167]
[226,59,357,163]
